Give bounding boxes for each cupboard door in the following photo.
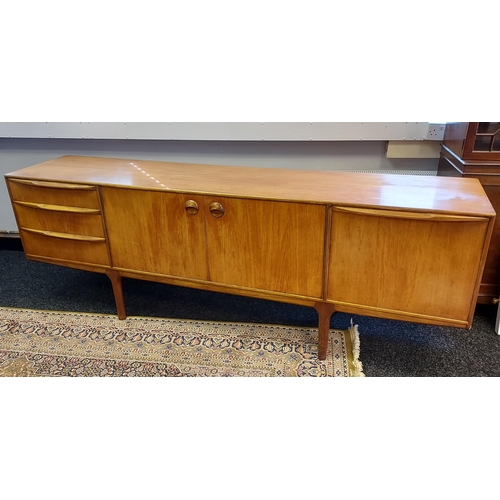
[101,187,208,280]
[327,207,489,322]
[205,197,326,298]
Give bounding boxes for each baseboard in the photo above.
[0,235,23,251]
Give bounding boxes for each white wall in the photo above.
[0,138,439,231]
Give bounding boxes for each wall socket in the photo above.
[426,123,446,140]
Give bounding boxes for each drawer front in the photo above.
[8,178,109,267]
[8,179,100,209]
[20,229,109,266]
[14,202,105,237]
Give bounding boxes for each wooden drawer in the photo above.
[20,229,109,266]
[7,179,100,209]
[13,202,105,238]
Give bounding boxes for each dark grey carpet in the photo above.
[1,248,499,376]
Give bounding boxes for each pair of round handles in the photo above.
[185,200,224,218]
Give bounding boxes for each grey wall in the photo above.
[0,138,439,231]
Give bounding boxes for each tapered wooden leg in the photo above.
[314,302,336,360]
[106,270,127,319]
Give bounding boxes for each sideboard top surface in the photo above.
[5,155,496,216]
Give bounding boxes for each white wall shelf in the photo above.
[0,122,444,142]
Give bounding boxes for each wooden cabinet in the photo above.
[438,122,500,303]
[5,155,496,360]
[443,122,500,162]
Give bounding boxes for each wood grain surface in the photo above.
[6,155,495,216]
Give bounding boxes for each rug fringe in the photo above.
[348,319,365,377]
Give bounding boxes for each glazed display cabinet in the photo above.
[438,122,500,304]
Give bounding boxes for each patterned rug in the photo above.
[0,307,364,377]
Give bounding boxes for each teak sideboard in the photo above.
[4,155,496,360]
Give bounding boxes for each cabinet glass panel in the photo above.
[477,122,500,134]
[474,135,493,151]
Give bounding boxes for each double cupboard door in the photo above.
[100,187,326,299]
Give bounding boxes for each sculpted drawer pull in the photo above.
[185,200,199,215]
[209,202,225,218]
[14,201,100,214]
[332,206,488,222]
[10,179,96,190]
[21,227,106,242]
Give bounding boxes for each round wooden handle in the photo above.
[185,200,199,215]
[209,202,225,218]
